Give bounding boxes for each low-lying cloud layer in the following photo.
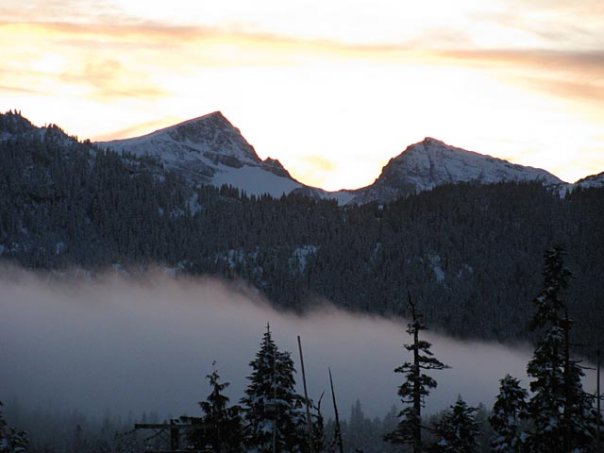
[0,266,597,420]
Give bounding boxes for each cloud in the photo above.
[526,78,604,106]
[2,0,603,53]
[0,22,188,101]
[436,49,604,105]
[0,265,548,421]
[439,48,604,72]
[0,84,43,95]
[464,0,604,50]
[0,0,119,24]
[92,116,183,141]
[1,12,602,187]
[61,59,166,101]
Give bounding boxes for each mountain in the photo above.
[574,171,604,190]
[0,110,594,207]
[98,111,304,198]
[100,114,566,204]
[2,110,604,353]
[342,137,564,204]
[0,110,36,138]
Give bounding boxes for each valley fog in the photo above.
[0,266,596,421]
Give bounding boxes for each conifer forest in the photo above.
[1,112,604,452]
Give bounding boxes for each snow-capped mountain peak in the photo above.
[161,111,262,163]
[398,137,561,187]
[101,111,261,166]
[346,138,564,204]
[97,113,303,197]
[98,115,570,205]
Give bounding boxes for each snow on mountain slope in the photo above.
[97,113,571,204]
[573,172,604,190]
[98,111,304,198]
[212,165,301,197]
[3,110,597,205]
[290,186,356,205]
[347,138,564,204]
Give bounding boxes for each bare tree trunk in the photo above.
[298,336,315,453]
[329,368,344,453]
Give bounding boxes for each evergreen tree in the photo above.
[384,297,448,452]
[186,365,243,452]
[241,324,306,452]
[0,401,28,453]
[430,398,480,453]
[526,247,597,452]
[489,374,528,452]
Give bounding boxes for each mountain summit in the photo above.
[98,112,301,197]
[99,113,568,203]
[102,111,260,163]
[346,137,563,204]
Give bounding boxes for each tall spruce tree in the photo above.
[489,374,529,452]
[188,366,243,452]
[430,397,480,453]
[241,324,306,452]
[384,297,448,452]
[526,247,597,452]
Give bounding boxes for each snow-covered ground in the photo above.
[212,165,302,198]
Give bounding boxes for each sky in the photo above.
[1,1,603,190]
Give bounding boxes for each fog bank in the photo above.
[0,266,595,421]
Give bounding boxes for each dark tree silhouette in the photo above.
[430,397,480,453]
[385,296,449,452]
[489,374,529,452]
[526,247,597,452]
[188,365,243,452]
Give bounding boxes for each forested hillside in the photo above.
[1,111,603,351]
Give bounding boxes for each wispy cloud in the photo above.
[436,49,604,106]
[0,22,197,101]
[60,58,166,100]
[94,116,183,141]
[0,84,42,95]
[3,0,603,52]
[438,48,604,72]
[1,3,602,186]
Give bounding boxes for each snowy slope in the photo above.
[212,165,302,197]
[98,113,571,204]
[290,186,356,205]
[98,112,304,198]
[3,110,597,206]
[574,172,604,190]
[347,138,564,204]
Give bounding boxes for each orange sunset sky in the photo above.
[1,0,603,190]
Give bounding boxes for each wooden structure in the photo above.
[134,420,207,452]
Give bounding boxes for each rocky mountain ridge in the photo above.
[97,112,575,204]
[99,111,303,198]
[1,110,596,204]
